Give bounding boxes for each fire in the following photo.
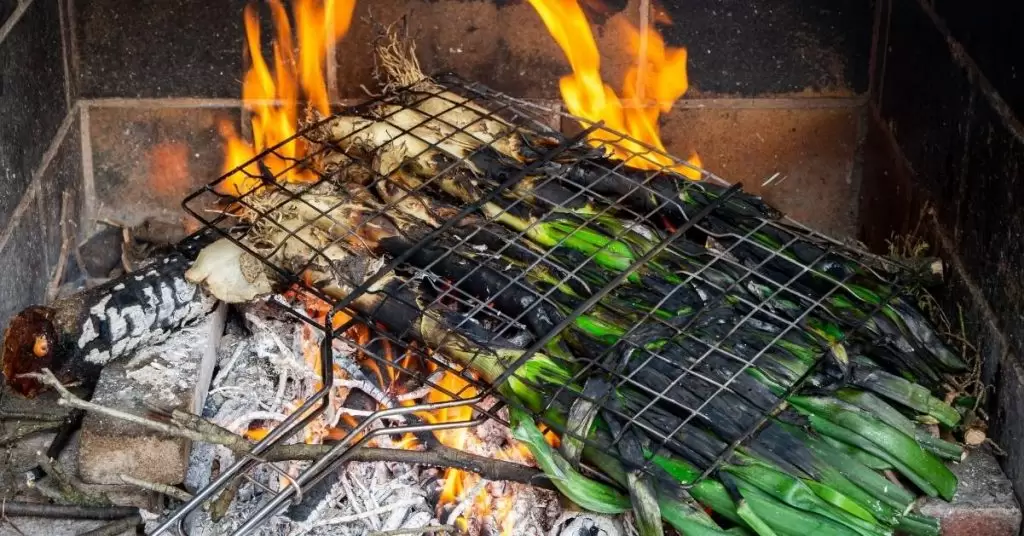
[219,0,356,196]
[420,371,479,505]
[526,0,702,178]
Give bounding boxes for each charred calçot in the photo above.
[177,80,970,536]
[2,232,219,397]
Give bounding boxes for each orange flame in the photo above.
[418,371,479,504]
[527,0,702,177]
[219,0,356,196]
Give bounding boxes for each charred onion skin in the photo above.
[2,232,219,398]
[3,306,63,397]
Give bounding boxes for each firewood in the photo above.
[0,502,137,520]
[2,231,220,398]
[25,368,551,490]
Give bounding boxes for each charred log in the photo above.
[2,231,220,397]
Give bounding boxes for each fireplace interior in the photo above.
[1,0,1023,534]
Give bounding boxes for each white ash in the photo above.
[106,318,214,409]
[549,512,625,536]
[181,303,615,536]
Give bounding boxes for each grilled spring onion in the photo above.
[506,358,922,536]
[326,95,959,383]
[364,166,962,483]
[401,241,958,528]
[546,160,963,377]
[186,220,944,536]
[186,131,961,535]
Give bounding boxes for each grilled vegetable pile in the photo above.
[186,78,970,536]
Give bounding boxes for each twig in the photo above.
[46,191,74,303]
[0,502,137,520]
[119,474,193,502]
[77,515,142,536]
[46,408,86,460]
[368,525,455,536]
[24,370,549,488]
[0,421,62,446]
[0,517,26,536]
[209,477,243,523]
[225,410,290,435]
[24,370,214,445]
[119,226,133,273]
[36,452,111,507]
[396,370,446,401]
[212,344,247,388]
[0,411,69,422]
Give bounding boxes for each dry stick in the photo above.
[0,517,26,536]
[45,191,74,303]
[368,526,455,536]
[0,421,62,446]
[209,477,243,523]
[24,370,550,490]
[119,474,194,502]
[0,502,137,520]
[0,411,70,422]
[35,451,112,508]
[446,477,487,525]
[77,515,143,536]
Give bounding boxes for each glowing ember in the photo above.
[526,0,702,177]
[219,0,356,196]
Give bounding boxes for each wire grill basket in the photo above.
[157,75,925,535]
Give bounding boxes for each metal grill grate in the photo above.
[157,75,922,535]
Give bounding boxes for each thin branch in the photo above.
[24,370,212,445]
[78,515,142,536]
[368,526,455,536]
[36,452,111,507]
[119,474,193,502]
[0,421,62,446]
[23,370,550,490]
[0,411,69,422]
[46,191,74,303]
[0,502,137,520]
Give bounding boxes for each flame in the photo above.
[244,426,271,441]
[219,0,356,196]
[527,0,702,177]
[418,371,479,504]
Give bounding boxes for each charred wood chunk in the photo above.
[3,234,219,397]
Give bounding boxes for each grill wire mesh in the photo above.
[158,75,922,535]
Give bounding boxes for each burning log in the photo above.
[2,231,220,398]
